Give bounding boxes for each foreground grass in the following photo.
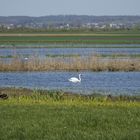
[0,88,140,140]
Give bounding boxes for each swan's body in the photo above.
[68,74,81,83]
[24,57,28,60]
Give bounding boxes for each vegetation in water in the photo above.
[0,55,140,71]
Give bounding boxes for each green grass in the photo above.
[0,33,140,46]
[99,54,140,58]
[0,88,140,140]
[0,55,17,58]
[46,54,80,57]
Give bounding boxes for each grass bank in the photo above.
[0,88,140,140]
[0,55,140,71]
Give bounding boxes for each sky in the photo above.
[0,0,140,16]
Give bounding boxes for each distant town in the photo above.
[0,15,140,30]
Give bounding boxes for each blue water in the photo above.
[0,47,140,57]
[1,44,140,48]
[0,72,140,95]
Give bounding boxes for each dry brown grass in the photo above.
[0,55,140,71]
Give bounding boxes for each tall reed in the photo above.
[0,55,140,71]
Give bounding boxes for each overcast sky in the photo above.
[0,0,140,16]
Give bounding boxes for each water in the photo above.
[0,47,140,57]
[0,72,140,95]
[1,44,140,48]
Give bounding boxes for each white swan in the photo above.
[68,74,81,83]
[24,57,28,60]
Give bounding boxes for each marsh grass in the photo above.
[0,87,140,103]
[0,55,17,58]
[0,54,140,71]
[100,53,140,58]
[0,88,140,140]
[46,54,80,58]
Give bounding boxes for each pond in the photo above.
[0,72,140,95]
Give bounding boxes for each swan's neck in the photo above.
[79,74,81,82]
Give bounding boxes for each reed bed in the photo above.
[0,55,140,71]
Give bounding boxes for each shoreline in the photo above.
[0,87,140,102]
